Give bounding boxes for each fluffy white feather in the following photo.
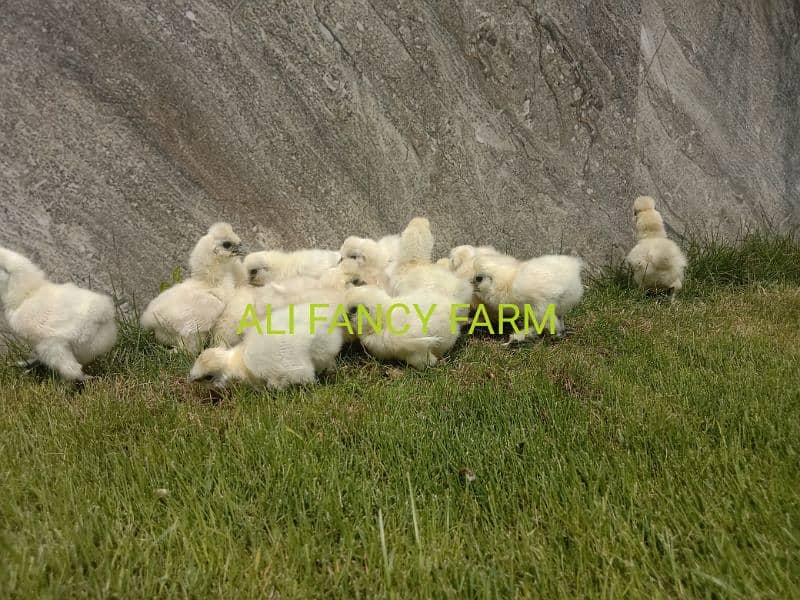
[389,218,473,307]
[140,222,245,353]
[473,253,585,341]
[447,244,502,308]
[625,197,687,293]
[211,283,288,347]
[188,222,247,287]
[190,303,345,390]
[214,265,384,347]
[0,247,117,381]
[633,195,656,215]
[244,249,340,286]
[338,236,390,273]
[344,285,460,368]
[448,245,501,280]
[377,234,401,264]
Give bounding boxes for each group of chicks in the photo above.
[0,196,686,388]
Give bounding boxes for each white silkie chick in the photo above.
[244,249,340,286]
[344,285,460,368]
[448,245,501,280]
[389,218,473,307]
[633,194,656,215]
[393,217,434,274]
[625,196,687,295]
[338,236,390,273]
[189,303,345,390]
[214,266,383,347]
[188,222,248,287]
[472,253,585,342]
[140,222,246,353]
[0,247,117,381]
[447,244,503,308]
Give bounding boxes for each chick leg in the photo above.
[405,354,429,369]
[552,316,566,338]
[668,281,682,303]
[506,313,546,344]
[35,340,86,381]
[506,331,529,345]
[15,357,42,370]
[404,350,438,369]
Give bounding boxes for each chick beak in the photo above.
[233,243,247,257]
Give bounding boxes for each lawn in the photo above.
[1,234,799,598]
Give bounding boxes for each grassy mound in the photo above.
[1,234,798,597]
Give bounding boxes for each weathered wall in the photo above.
[1,0,798,309]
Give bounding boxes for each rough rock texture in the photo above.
[1,0,798,309]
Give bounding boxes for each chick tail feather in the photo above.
[396,218,433,267]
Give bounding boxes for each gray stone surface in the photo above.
[1,0,798,309]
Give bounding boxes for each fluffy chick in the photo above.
[448,245,500,280]
[244,249,340,286]
[189,222,247,286]
[214,265,384,346]
[447,245,502,308]
[141,222,245,353]
[190,303,344,390]
[0,247,117,381]
[338,236,390,273]
[389,218,473,307]
[633,195,656,215]
[625,197,687,294]
[473,253,584,342]
[345,285,459,368]
[394,217,433,269]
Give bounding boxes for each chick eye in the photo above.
[347,307,358,317]
[249,269,258,276]
[474,275,484,284]
[222,241,233,250]
[348,253,359,260]
[202,374,215,382]
[350,278,366,287]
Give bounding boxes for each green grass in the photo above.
[1,235,799,597]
